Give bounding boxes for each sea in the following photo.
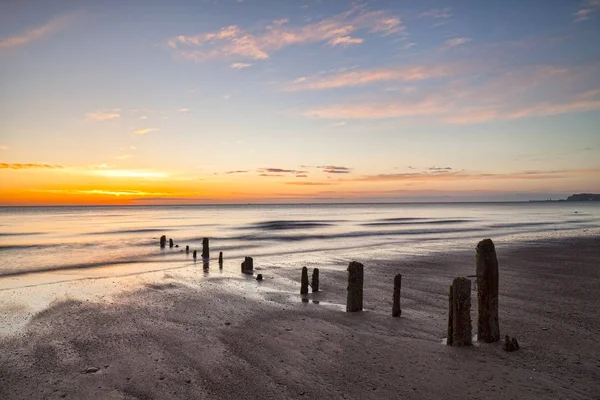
[1,202,599,279]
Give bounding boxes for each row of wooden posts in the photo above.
[316,238,501,347]
[161,234,502,347]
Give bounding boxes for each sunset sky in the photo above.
[1,0,599,205]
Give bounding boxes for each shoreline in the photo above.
[1,235,599,399]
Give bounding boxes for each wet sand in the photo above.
[1,236,599,399]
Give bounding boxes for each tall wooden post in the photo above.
[392,274,402,317]
[447,285,454,346]
[202,238,209,259]
[346,261,364,312]
[311,268,319,292]
[193,250,197,260]
[169,238,174,248]
[160,235,166,248]
[300,267,309,294]
[447,277,472,347]
[185,245,189,254]
[476,239,500,342]
[218,251,223,266]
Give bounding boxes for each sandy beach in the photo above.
[1,235,599,400]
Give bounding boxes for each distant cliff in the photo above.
[566,193,600,201]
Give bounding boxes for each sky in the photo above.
[1,0,599,205]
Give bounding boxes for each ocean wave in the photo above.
[0,232,44,237]
[235,220,337,231]
[86,228,171,236]
[362,219,472,227]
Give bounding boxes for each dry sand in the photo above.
[1,236,599,399]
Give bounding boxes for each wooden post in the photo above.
[185,245,189,254]
[160,235,166,248]
[476,239,500,342]
[346,261,364,312]
[218,251,223,266]
[311,268,319,292]
[241,257,253,274]
[300,267,309,294]
[169,238,174,248]
[448,277,472,347]
[193,250,197,260]
[202,238,209,259]
[447,285,453,346]
[392,274,402,317]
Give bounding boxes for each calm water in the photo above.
[1,203,599,277]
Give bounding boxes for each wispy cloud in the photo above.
[94,170,167,179]
[317,165,352,174]
[177,108,190,113]
[224,170,248,174]
[0,146,8,151]
[86,112,120,121]
[230,62,253,69]
[352,169,600,183]
[442,37,472,49]
[257,167,307,174]
[133,128,159,135]
[285,181,336,186]
[328,36,364,47]
[330,121,347,127]
[286,65,454,91]
[0,14,75,49]
[574,0,600,22]
[0,163,63,169]
[167,6,406,62]
[420,8,453,19]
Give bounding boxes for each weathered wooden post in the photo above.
[447,284,454,346]
[185,245,189,254]
[169,238,174,248]
[447,277,472,347]
[241,257,253,274]
[202,238,209,258]
[476,239,500,342]
[193,250,197,260]
[346,261,364,312]
[160,235,166,248]
[311,268,319,292]
[300,267,309,294]
[392,274,402,317]
[218,251,223,266]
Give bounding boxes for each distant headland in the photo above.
[566,193,600,201]
[529,193,600,202]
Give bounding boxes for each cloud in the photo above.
[285,181,336,186]
[574,0,600,22]
[317,165,352,174]
[302,63,600,124]
[167,6,406,62]
[285,65,453,91]
[442,37,472,49]
[328,36,364,47]
[420,8,453,19]
[0,163,63,169]
[177,108,190,113]
[429,167,453,172]
[0,146,8,150]
[86,112,120,121]
[133,128,159,135]
[330,121,347,127]
[33,189,171,197]
[94,170,167,179]
[352,169,600,183]
[224,170,248,174]
[0,14,75,49]
[257,167,307,174]
[230,62,253,69]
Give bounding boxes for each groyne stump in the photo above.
[476,238,500,342]
[346,261,364,312]
[447,277,472,347]
[392,274,402,317]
